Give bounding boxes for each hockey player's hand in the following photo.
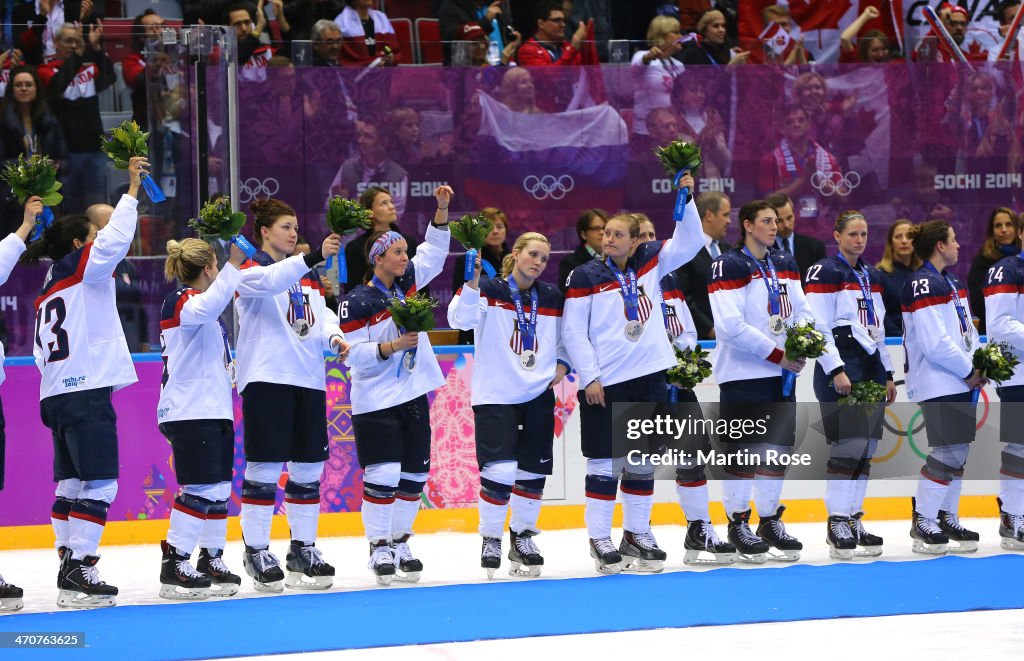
[22,195,43,227]
[885,380,897,405]
[228,241,246,267]
[584,378,605,407]
[393,332,419,351]
[332,336,350,361]
[779,357,806,373]
[321,233,341,258]
[831,371,851,396]
[549,362,568,389]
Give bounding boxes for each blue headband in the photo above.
[369,231,404,265]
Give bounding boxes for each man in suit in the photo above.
[672,191,732,340]
[558,208,608,292]
[766,192,826,283]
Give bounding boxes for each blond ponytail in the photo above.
[164,238,216,283]
[501,231,550,278]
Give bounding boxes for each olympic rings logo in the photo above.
[523,175,575,201]
[238,177,281,204]
[872,389,990,464]
[810,170,861,197]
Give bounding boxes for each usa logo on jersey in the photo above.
[620,286,654,324]
[769,283,794,320]
[286,293,315,327]
[509,321,541,355]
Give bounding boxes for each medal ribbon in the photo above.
[508,274,539,352]
[742,247,781,317]
[836,253,877,327]
[605,258,640,322]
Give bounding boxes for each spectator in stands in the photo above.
[311,18,344,66]
[672,190,732,340]
[123,10,167,130]
[224,1,277,75]
[997,1,1020,38]
[759,4,810,64]
[457,22,520,66]
[386,107,425,165]
[887,161,957,226]
[670,73,729,180]
[839,6,893,63]
[495,67,541,114]
[85,203,150,352]
[876,219,921,337]
[516,0,589,66]
[439,0,516,66]
[340,185,419,292]
[335,0,400,67]
[0,48,26,97]
[630,16,685,143]
[967,207,1021,333]
[284,0,345,41]
[944,70,1020,173]
[913,3,968,61]
[0,65,68,234]
[39,21,113,212]
[557,207,607,292]
[13,0,99,65]
[681,9,748,65]
[765,192,826,283]
[328,117,409,217]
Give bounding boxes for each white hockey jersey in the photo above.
[448,278,570,406]
[562,197,703,389]
[983,255,1024,389]
[708,247,814,385]
[901,264,978,401]
[661,272,698,351]
[0,232,27,386]
[340,224,450,415]
[33,195,139,399]
[234,252,344,393]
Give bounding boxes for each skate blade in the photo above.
[592,558,623,575]
[828,546,855,561]
[853,545,883,558]
[1000,537,1024,551]
[683,549,737,566]
[767,549,800,562]
[911,540,948,555]
[207,582,240,597]
[736,552,768,565]
[252,579,285,593]
[57,590,116,609]
[946,540,978,554]
[508,561,542,578]
[620,557,664,574]
[0,598,24,612]
[374,573,394,586]
[285,572,333,590]
[394,570,421,583]
[484,566,498,579]
[158,583,211,600]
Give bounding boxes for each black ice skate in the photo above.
[910,501,949,555]
[998,498,1024,551]
[391,534,423,583]
[727,510,769,564]
[197,547,241,597]
[619,530,667,573]
[0,574,23,612]
[242,544,285,592]
[159,540,211,600]
[56,545,70,583]
[285,540,335,590]
[756,505,803,562]
[849,512,883,557]
[508,529,544,578]
[57,555,118,609]
[481,536,502,579]
[938,509,979,554]
[826,516,857,561]
[368,540,396,586]
[683,520,737,566]
[589,537,623,574]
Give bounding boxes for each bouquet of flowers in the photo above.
[838,381,888,407]
[387,293,438,372]
[782,321,827,396]
[654,140,703,220]
[449,212,493,280]
[973,341,1020,383]
[187,197,256,257]
[666,345,713,391]
[325,196,373,282]
[99,120,165,202]
[1,153,62,240]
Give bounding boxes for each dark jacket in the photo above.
[879,260,915,337]
[780,232,827,284]
[0,103,69,234]
[38,47,114,152]
[557,244,598,293]
[672,239,732,340]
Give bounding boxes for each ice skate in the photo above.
[158,541,211,600]
[196,548,241,597]
[242,544,285,592]
[683,520,737,565]
[910,505,949,555]
[589,537,623,574]
[508,529,544,578]
[938,509,979,554]
[368,540,396,586]
[391,534,423,583]
[998,498,1024,551]
[826,516,857,561]
[727,510,769,564]
[481,536,502,579]
[849,512,883,557]
[618,530,666,573]
[0,574,23,612]
[284,540,335,590]
[57,555,117,609]
[756,505,803,562]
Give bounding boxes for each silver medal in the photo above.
[226,361,237,388]
[402,350,416,371]
[624,320,643,342]
[768,314,785,335]
[292,318,311,339]
[520,349,537,371]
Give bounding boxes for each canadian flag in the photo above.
[759,22,796,61]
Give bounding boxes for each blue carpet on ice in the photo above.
[1,555,1021,661]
